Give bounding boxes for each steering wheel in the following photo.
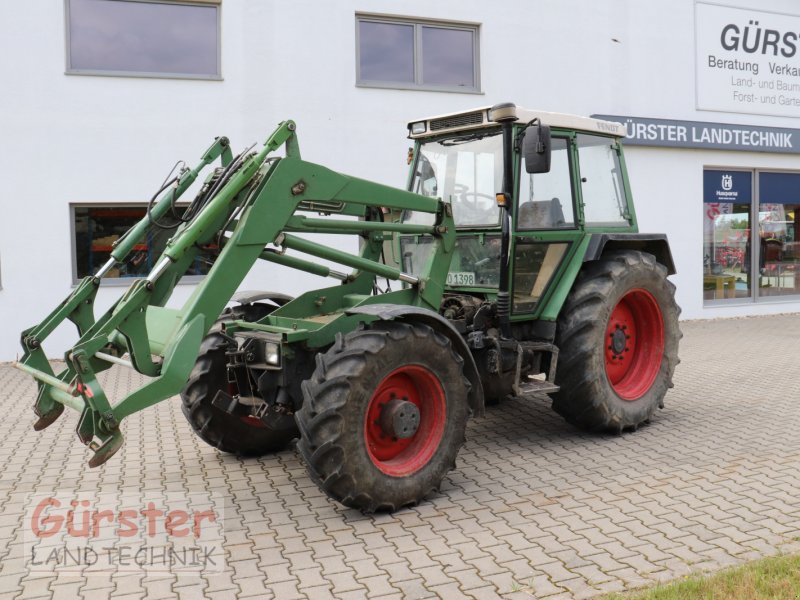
[452,185,497,224]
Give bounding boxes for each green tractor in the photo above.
[17,103,679,512]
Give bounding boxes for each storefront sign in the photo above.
[696,3,800,118]
[592,114,800,154]
[703,170,752,204]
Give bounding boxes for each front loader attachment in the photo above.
[16,119,456,467]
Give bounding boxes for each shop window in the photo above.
[757,173,800,298]
[66,0,221,79]
[703,170,752,303]
[703,170,800,304]
[517,138,575,230]
[72,205,215,283]
[356,15,480,92]
[577,135,630,227]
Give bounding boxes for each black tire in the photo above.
[181,303,299,455]
[296,321,470,513]
[552,250,681,433]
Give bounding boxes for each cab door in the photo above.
[511,134,583,317]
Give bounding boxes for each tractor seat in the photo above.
[518,198,565,229]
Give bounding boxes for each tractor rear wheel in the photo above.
[181,303,299,456]
[552,250,680,432]
[296,321,470,512]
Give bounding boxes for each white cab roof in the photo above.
[408,105,625,139]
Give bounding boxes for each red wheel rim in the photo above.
[604,289,664,401]
[364,365,447,477]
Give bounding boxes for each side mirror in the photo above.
[522,125,552,174]
[418,154,435,181]
[417,154,437,196]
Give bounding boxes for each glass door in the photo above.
[703,170,753,303]
[757,173,800,299]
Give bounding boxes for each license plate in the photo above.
[447,272,476,286]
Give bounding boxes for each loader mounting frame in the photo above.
[16,120,456,467]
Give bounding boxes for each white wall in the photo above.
[1,0,798,360]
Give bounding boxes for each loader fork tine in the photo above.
[87,430,124,468]
[33,403,64,431]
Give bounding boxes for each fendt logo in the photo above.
[721,174,733,191]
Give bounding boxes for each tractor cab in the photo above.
[402,104,633,320]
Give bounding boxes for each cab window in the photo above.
[513,242,569,313]
[408,131,503,228]
[517,137,575,230]
[399,234,500,288]
[577,134,630,227]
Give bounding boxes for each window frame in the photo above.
[408,128,504,229]
[576,134,632,229]
[515,134,579,232]
[355,13,481,94]
[64,0,223,81]
[69,202,208,286]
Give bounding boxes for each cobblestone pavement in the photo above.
[2,314,800,599]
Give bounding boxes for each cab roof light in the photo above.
[489,102,518,123]
[410,121,427,135]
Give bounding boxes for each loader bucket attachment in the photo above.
[16,118,456,468]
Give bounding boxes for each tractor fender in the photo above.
[584,233,676,275]
[231,290,294,307]
[345,304,485,418]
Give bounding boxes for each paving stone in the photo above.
[296,582,335,599]
[469,584,508,599]
[391,577,432,598]
[512,573,566,597]
[264,579,303,599]
[204,589,243,600]
[421,581,463,598]
[358,573,400,597]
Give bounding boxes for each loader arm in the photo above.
[16,120,455,467]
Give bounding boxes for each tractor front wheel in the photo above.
[296,321,470,512]
[181,303,299,456]
[552,251,680,432]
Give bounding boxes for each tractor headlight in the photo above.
[264,342,280,366]
[410,121,427,135]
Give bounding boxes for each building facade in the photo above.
[1,0,800,360]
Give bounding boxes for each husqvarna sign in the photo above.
[696,3,800,117]
[721,174,733,191]
[704,170,751,204]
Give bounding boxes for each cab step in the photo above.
[515,377,560,396]
[511,341,560,398]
